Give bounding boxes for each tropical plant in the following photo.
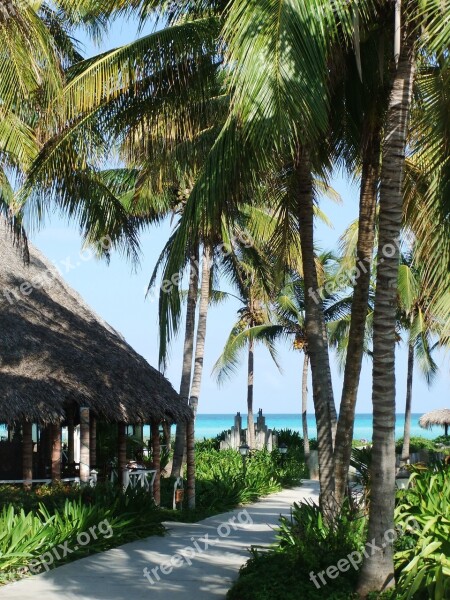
[394,465,450,599]
[0,487,164,583]
[227,499,364,600]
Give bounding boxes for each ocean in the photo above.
[192,413,437,441]
[0,413,437,442]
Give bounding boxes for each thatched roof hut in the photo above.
[419,409,450,437]
[0,219,190,426]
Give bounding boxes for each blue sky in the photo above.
[30,15,450,416]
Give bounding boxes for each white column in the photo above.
[79,407,90,484]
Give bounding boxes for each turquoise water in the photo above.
[193,413,438,441]
[0,414,438,442]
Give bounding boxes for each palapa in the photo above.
[0,219,190,426]
[419,408,450,437]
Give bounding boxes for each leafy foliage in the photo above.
[227,500,364,600]
[0,484,165,583]
[394,466,450,599]
[191,447,307,512]
[395,437,435,454]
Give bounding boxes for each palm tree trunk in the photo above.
[334,129,381,507]
[358,32,415,597]
[171,249,199,478]
[302,352,310,460]
[401,342,414,464]
[247,337,256,449]
[151,420,161,505]
[322,324,337,437]
[162,421,171,452]
[186,411,196,508]
[295,150,335,510]
[189,244,212,418]
[22,420,33,488]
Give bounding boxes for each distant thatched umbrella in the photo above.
[419,409,450,437]
[0,218,190,426]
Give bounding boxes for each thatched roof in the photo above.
[0,219,190,425]
[419,409,450,430]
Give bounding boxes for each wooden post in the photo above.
[186,412,196,509]
[67,404,75,464]
[135,424,143,441]
[118,422,127,486]
[79,407,90,484]
[22,420,33,488]
[89,415,97,468]
[151,420,161,505]
[51,423,61,481]
[162,421,171,452]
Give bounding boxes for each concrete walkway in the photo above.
[0,481,319,600]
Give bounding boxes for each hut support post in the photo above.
[51,423,62,481]
[89,416,97,468]
[67,405,75,464]
[38,426,50,478]
[186,413,196,509]
[446,424,449,437]
[162,421,171,451]
[80,407,90,484]
[22,421,33,488]
[135,424,143,441]
[151,421,161,506]
[118,423,127,486]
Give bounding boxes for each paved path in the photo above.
[0,481,319,600]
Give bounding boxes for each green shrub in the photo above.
[432,435,450,447]
[394,465,450,599]
[188,447,307,512]
[276,500,366,573]
[0,483,165,584]
[227,500,363,600]
[273,428,303,448]
[0,482,82,513]
[226,549,357,600]
[195,437,222,452]
[395,437,435,454]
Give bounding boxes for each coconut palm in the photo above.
[0,1,145,255]
[189,244,213,418]
[213,242,279,449]
[20,0,346,504]
[358,3,450,590]
[329,27,391,510]
[0,1,79,229]
[397,253,444,464]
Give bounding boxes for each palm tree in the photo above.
[330,26,391,509]
[0,1,80,229]
[274,278,311,459]
[357,9,416,596]
[397,254,442,464]
[213,245,279,449]
[359,2,450,592]
[19,0,343,504]
[241,255,351,458]
[189,244,213,419]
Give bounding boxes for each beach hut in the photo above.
[0,219,191,501]
[419,409,450,438]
